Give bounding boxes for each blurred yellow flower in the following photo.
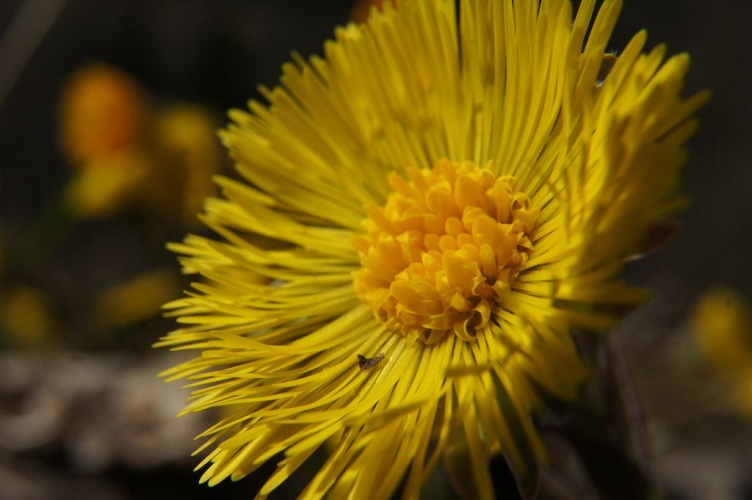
[692,288,752,419]
[63,148,153,219]
[97,268,184,327]
[148,104,222,226]
[733,367,752,418]
[693,288,752,375]
[1,285,54,347]
[158,0,707,497]
[57,63,151,219]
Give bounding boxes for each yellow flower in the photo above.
[57,63,152,218]
[1,285,55,347]
[63,148,153,218]
[693,288,752,375]
[147,104,223,227]
[97,268,184,327]
[734,367,752,419]
[692,288,752,419]
[157,0,707,498]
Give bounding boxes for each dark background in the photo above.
[0,1,750,498]
[2,0,750,309]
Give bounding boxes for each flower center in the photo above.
[352,159,539,344]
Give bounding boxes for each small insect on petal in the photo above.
[357,353,385,370]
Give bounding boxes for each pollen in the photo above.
[353,159,539,344]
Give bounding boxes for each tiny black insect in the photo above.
[357,353,385,370]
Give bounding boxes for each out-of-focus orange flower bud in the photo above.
[58,63,148,165]
[351,0,397,23]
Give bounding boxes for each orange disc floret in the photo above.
[353,159,538,344]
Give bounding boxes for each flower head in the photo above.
[158,0,707,497]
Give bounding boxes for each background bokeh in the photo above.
[0,0,750,498]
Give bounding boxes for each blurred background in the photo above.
[0,0,750,498]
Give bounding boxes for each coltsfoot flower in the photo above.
[157,0,707,497]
